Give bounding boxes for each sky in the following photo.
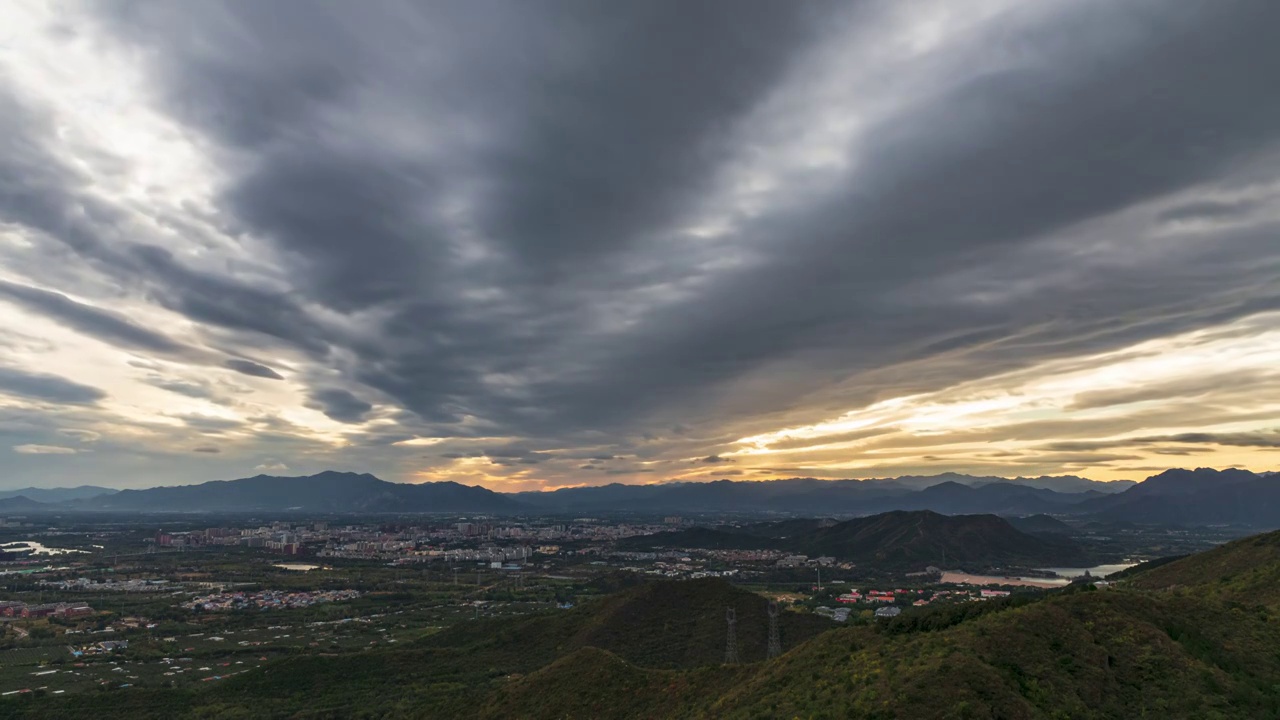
[0,0,1278,492]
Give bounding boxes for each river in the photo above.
[940,562,1137,588]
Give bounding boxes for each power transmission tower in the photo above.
[724,607,739,664]
[767,600,781,659]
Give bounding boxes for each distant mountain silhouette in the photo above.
[0,495,48,512]
[79,471,523,513]
[0,486,117,503]
[516,474,1128,515]
[1005,513,1076,536]
[1119,467,1258,498]
[888,473,1133,493]
[1067,468,1280,526]
[12,467,1280,525]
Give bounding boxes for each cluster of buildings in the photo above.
[318,540,417,560]
[0,600,93,618]
[836,590,899,604]
[147,519,670,563]
[832,586,1013,609]
[815,605,853,622]
[39,577,171,593]
[156,527,305,555]
[182,589,360,612]
[623,562,739,580]
[815,603,903,622]
[776,555,843,568]
[71,640,128,656]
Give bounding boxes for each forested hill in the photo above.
[623,509,1092,569]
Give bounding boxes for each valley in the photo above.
[0,469,1270,718]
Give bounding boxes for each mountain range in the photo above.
[2,467,1279,527]
[512,473,1132,514]
[0,485,117,503]
[77,472,524,513]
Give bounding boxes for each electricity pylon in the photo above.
[767,600,782,659]
[724,607,739,664]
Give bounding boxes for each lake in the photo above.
[0,541,88,556]
[941,562,1138,588]
[1038,563,1137,579]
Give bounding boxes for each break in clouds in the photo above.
[0,0,1279,490]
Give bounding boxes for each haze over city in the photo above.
[1,0,1278,491]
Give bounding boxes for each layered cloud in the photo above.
[0,0,1277,490]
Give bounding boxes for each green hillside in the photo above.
[473,544,1280,720]
[477,647,749,720]
[706,591,1280,719]
[1129,529,1280,604]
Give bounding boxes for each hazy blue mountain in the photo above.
[0,486,117,503]
[0,495,48,512]
[1005,513,1076,536]
[19,467,1278,524]
[80,471,524,513]
[1068,468,1280,527]
[1094,476,1280,527]
[516,475,1095,515]
[888,473,1131,493]
[989,475,1135,493]
[1120,467,1258,498]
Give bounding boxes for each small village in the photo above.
[181,589,361,612]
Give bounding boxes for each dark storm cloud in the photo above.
[1067,371,1275,410]
[480,444,554,466]
[1161,432,1280,449]
[223,359,285,381]
[129,246,330,356]
[1158,198,1261,224]
[306,389,373,424]
[176,414,243,432]
[563,0,1280,429]
[1044,431,1280,453]
[140,375,216,400]
[82,0,835,429]
[0,95,122,264]
[0,280,190,354]
[16,0,1273,478]
[474,3,835,272]
[193,446,221,454]
[0,367,107,405]
[697,455,732,464]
